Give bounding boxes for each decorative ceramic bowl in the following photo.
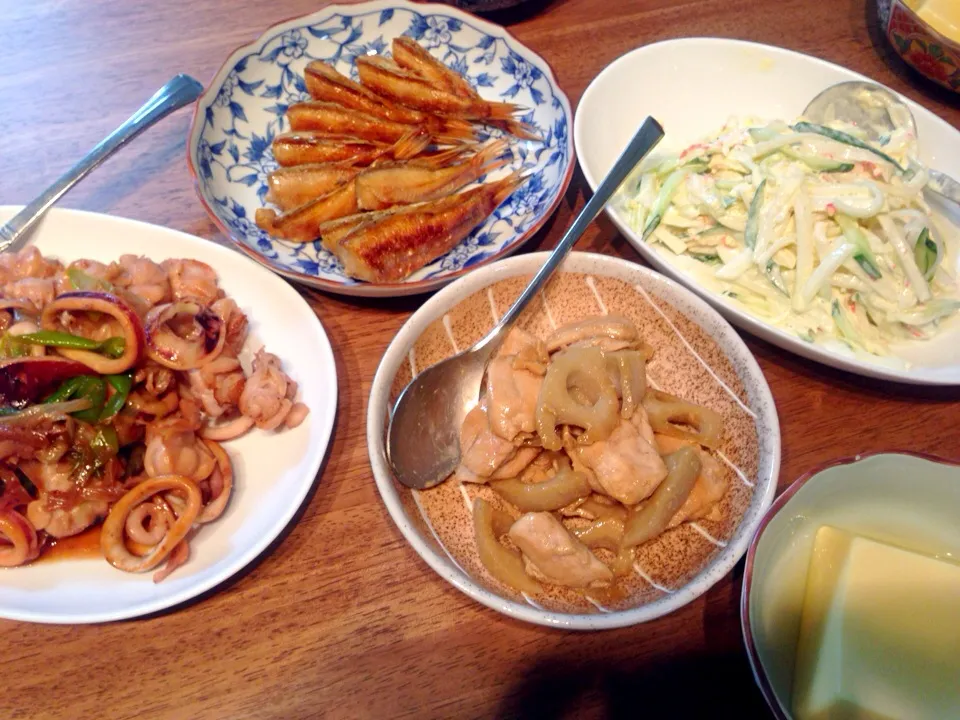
[187,0,573,297]
[879,0,960,92]
[367,251,781,629]
[742,452,960,717]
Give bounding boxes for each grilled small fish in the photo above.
[355,138,511,211]
[392,37,478,100]
[320,173,525,283]
[259,130,432,240]
[271,126,429,167]
[356,56,520,122]
[304,61,476,142]
[266,164,361,211]
[390,38,540,141]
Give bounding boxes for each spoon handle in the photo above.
[0,74,205,253]
[928,169,960,207]
[481,117,664,348]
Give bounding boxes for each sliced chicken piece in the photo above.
[496,327,538,358]
[484,355,542,441]
[509,512,613,587]
[570,415,667,505]
[458,405,537,481]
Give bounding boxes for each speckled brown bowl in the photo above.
[367,252,781,629]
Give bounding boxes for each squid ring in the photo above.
[196,438,233,524]
[101,476,202,573]
[0,509,39,567]
[535,346,619,451]
[145,301,226,371]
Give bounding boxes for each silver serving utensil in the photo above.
[387,116,665,490]
[0,74,205,253]
[804,80,960,206]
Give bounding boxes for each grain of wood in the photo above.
[1,0,958,718]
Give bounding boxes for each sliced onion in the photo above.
[41,291,145,374]
[0,398,92,425]
[0,356,90,408]
[145,301,226,371]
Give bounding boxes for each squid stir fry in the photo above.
[452,317,728,592]
[0,248,308,581]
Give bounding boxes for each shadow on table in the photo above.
[496,560,769,719]
[495,648,769,719]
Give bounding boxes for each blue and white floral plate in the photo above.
[187,0,574,297]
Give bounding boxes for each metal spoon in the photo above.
[387,117,665,490]
[0,74,205,253]
[804,80,960,206]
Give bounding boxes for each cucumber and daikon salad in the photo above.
[619,116,960,358]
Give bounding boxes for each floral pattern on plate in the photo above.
[188,1,574,296]
[880,0,960,92]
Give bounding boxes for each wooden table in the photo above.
[2,0,958,717]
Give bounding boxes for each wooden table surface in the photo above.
[2,0,959,718]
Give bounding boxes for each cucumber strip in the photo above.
[835,215,882,280]
[781,146,854,173]
[744,179,767,249]
[831,299,861,348]
[791,121,906,172]
[642,169,689,241]
[765,261,790,296]
[913,227,939,280]
[748,126,781,142]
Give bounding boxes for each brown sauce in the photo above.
[36,524,103,563]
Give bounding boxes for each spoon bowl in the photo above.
[803,80,960,206]
[387,117,665,489]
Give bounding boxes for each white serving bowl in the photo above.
[367,251,780,629]
[742,452,960,717]
[575,37,960,385]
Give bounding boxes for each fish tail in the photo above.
[484,101,523,122]
[429,116,477,142]
[500,118,542,142]
[473,138,512,172]
[390,128,432,160]
[489,171,526,206]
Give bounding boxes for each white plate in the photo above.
[575,37,960,385]
[0,207,337,624]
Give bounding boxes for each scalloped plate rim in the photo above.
[186,0,575,298]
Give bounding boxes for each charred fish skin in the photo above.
[255,182,359,242]
[286,101,422,145]
[329,173,525,283]
[356,56,521,122]
[266,163,361,211]
[388,38,540,141]
[271,127,429,169]
[259,129,432,239]
[271,133,385,167]
[304,60,429,125]
[355,138,511,211]
[391,36,479,100]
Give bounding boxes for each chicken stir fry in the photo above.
[454,319,729,592]
[0,248,308,581]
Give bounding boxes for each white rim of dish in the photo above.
[367,250,781,630]
[186,0,576,298]
[574,37,960,386]
[0,207,337,624]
